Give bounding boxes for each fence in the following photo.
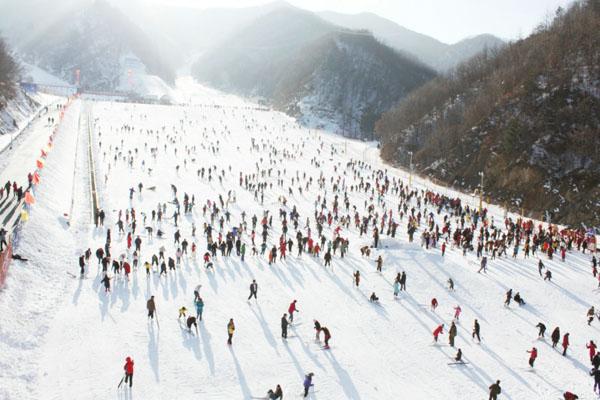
[0,94,78,289]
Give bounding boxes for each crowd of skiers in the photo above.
[72,103,600,399]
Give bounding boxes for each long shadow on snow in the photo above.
[147,324,160,382]
[198,323,215,375]
[228,346,252,399]
[179,322,202,361]
[72,275,84,305]
[206,268,219,294]
[282,339,306,381]
[249,303,280,355]
[322,349,361,399]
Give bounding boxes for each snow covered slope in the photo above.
[0,84,596,400]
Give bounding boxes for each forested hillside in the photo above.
[20,0,175,91]
[193,7,436,137]
[376,0,600,226]
[0,37,19,103]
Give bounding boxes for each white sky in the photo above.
[152,0,577,44]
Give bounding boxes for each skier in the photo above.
[399,271,407,291]
[369,292,379,302]
[123,356,134,388]
[227,318,235,345]
[267,384,283,400]
[147,296,156,321]
[186,316,198,334]
[194,284,202,301]
[592,367,600,395]
[563,392,579,400]
[101,274,111,293]
[303,372,314,397]
[587,306,595,325]
[593,352,600,369]
[288,300,299,322]
[478,256,488,273]
[321,326,331,349]
[527,347,538,367]
[587,340,597,362]
[453,305,462,320]
[195,297,204,321]
[504,289,512,307]
[376,255,383,272]
[248,279,258,300]
[431,298,438,311]
[178,306,187,320]
[281,313,289,339]
[393,280,400,298]
[536,322,546,338]
[544,269,552,281]
[78,255,85,277]
[314,320,322,341]
[447,277,454,291]
[562,333,569,356]
[353,270,360,287]
[433,324,444,342]
[449,321,457,347]
[551,327,560,348]
[488,380,501,400]
[473,319,481,342]
[513,292,525,306]
[454,348,463,363]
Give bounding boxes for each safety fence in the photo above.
[0,94,79,289]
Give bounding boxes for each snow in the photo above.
[21,63,72,88]
[0,80,596,399]
[0,95,64,187]
[117,53,176,100]
[0,91,58,151]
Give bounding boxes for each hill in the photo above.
[192,7,436,137]
[375,0,600,226]
[318,11,504,72]
[0,37,19,102]
[19,0,175,91]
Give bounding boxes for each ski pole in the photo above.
[117,373,125,389]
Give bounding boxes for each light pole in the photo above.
[408,151,413,187]
[478,171,484,214]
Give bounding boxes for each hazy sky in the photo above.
[154,0,577,43]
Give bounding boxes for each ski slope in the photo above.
[0,84,596,400]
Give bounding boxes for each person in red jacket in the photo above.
[588,340,597,362]
[288,300,299,322]
[527,347,538,367]
[563,391,579,399]
[124,357,134,388]
[433,324,444,342]
[431,298,438,311]
[562,333,570,356]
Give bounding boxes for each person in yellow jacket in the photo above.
[227,318,235,345]
[144,261,151,277]
[178,306,187,320]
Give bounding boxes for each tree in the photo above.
[0,37,19,103]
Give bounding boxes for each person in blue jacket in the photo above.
[303,372,314,397]
[195,297,204,321]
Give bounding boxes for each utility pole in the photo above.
[408,151,413,187]
[478,171,484,214]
